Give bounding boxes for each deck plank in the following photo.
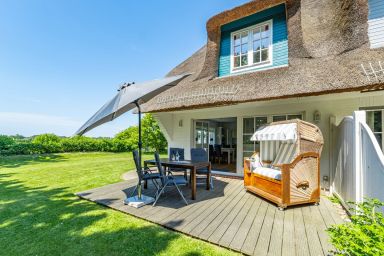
[166,180,240,232]
[268,208,284,256]
[309,205,334,255]
[281,209,295,256]
[292,207,310,256]
[318,198,337,228]
[76,177,342,256]
[241,200,269,255]
[219,193,255,248]
[160,178,235,227]
[322,196,345,225]
[229,195,261,252]
[205,189,249,243]
[254,204,276,256]
[187,182,243,236]
[301,206,324,256]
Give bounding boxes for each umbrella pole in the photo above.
[135,101,143,199]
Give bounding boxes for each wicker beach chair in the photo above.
[244,119,324,210]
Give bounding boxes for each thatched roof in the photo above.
[141,0,384,113]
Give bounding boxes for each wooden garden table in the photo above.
[144,159,211,200]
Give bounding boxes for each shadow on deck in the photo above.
[76,177,344,256]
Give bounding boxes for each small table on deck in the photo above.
[144,159,211,200]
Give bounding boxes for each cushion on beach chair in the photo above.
[250,152,263,170]
[252,167,281,180]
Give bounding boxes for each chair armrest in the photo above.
[272,163,283,168]
[143,166,158,174]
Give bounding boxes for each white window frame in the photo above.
[272,113,303,122]
[230,19,273,74]
[365,108,384,150]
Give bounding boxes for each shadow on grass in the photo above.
[0,154,67,168]
[0,172,206,256]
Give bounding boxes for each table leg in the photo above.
[228,152,230,164]
[191,167,196,200]
[206,163,211,190]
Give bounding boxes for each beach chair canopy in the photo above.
[250,123,297,142]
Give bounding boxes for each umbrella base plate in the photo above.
[124,195,155,208]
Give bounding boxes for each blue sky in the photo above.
[0,0,249,137]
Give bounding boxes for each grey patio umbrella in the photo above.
[75,73,190,204]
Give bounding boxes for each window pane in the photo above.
[234,56,240,67]
[241,55,248,66]
[241,32,248,43]
[375,133,383,149]
[253,40,261,51]
[234,46,240,56]
[253,29,261,40]
[241,43,248,54]
[253,51,261,63]
[261,38,269,49]
[234,35,241,46]
[288,114,303,120]
[243,151,254,159]
[261,49,269,61]
[273,115,287,122]
[367,111,382,132]
[243,135,254,151]
[243,118,254,133]
[255,117,268,129]
[374,111,382,132]
[261,25,269,38]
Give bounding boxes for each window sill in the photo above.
[231,61,272,74]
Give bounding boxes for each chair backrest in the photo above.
[260,141,281,162]
[169,148,185,160]
[272,142,297,165]
[191,148,208,162]
[132,150,143,180]
[214,144,222,156]
[154,152,166,186]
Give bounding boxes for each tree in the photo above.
[142,114,167,152]
[113,126,139,151]
[0,135,15,150]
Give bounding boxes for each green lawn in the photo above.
[0,152,236,256]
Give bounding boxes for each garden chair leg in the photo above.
[173,181,188,205]
[152,181,168,206]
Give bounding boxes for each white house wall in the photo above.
[153,91,384,188]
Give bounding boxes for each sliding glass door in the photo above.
[243,116,268,159]
[194,121,209,152]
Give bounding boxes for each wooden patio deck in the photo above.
[76,176,344,256]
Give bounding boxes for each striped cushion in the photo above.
[252,167,281,180]
[272,143,297,166]
[260,141,281,162]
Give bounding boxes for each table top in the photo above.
[144,158,210,169]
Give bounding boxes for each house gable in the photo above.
[218,4,288,77]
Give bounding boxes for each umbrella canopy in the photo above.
[75,74,190,136]
[250,123,297,142]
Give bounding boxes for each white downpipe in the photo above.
[353,111,366,203]
[329,115,336,194]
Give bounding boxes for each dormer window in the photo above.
[230,20,273,73]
